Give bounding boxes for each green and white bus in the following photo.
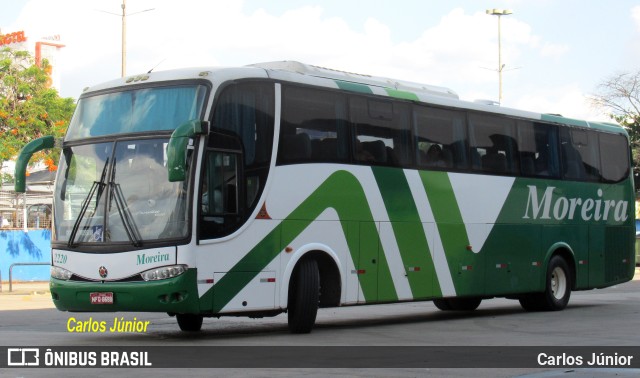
[16,61,635,333]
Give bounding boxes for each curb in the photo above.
[0,282,50,296]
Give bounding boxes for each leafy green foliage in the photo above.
[0,47,76,175]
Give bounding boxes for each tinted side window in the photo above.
[559,128,601,182]
[414,106,467,170]
[213,82,274,168]
[278,86,348,164]
[517,121,560,178]
[469,114,519,175]
[204,82,274,239]
[351,97,412,167]
[599,133,630,183]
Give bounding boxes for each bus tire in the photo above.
[449,297,482,311]
[434,297,482,311]
[177,314,203,332]
[519,255,571,312]
[518,295,542,311]
[287,258,320,334]
[433,298,452,311]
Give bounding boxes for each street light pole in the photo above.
[98,1,154,78]
[486,8,512,103]
[122,0,126,77]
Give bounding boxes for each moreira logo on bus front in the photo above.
[523,185,629,222]
[136,251,170,266]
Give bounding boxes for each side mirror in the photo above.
[14,136,57,193]
[167,120,208,182]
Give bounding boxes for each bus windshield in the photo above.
[54,138,190,247]
[65,84,207,141]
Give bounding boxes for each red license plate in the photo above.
[90,292,114,305]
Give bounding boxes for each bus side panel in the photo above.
[212,271,277,312]
[207,223,282,314]
[344,221,361,305]
[359,221,381,302]
[380,221,436,300]
[483,224,541,296]
[588,225,606,289]
[438,222,485,297]
[588,224,635,288]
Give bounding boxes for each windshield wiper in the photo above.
[67,158,109,248]
[109,181,142,247]
[107,155,142,246]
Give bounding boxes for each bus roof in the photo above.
[249,61,459,100]
[81,61,627,136]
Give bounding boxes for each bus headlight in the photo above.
[140,265,188,281]
[51,266,73,280]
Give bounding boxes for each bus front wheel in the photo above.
[177,314,203,332]
[520,255,571,312]
[287,258,320,334]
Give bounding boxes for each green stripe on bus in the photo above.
[372,167,440,298]
[207,170,396,313]
[384,88,419,101]
[419,171,469,293]
[335,80,374,94]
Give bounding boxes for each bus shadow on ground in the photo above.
[150,301,605,341]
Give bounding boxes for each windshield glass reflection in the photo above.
[54,138,189,246]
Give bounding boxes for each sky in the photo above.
[1,0,640,122]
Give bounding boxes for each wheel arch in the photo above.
[544,242,577,290]
[280,244,343,308]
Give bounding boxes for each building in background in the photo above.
[0,29,63,229]
[0,28,65,93]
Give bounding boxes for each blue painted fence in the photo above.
[0,230,51,282]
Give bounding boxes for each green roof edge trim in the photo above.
[384,88,419,101]
[541,114,627,135]
[334,80,373,94]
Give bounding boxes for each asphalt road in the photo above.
[1,276,640,377]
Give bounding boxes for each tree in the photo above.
[0,47,75,177]
[590,70,640,168]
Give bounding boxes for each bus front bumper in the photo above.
[50,268,200,313]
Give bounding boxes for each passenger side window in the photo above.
[199,131,244,240]
[517,121,560,178]
[599,133,630,183]
[559,128,601,182]
[414,106,467,170]
[202,151,239,219]
[278,86,349,164]
[469,114,519,175]
[350,97,412,166]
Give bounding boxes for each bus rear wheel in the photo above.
[287,258,320,334]
[519,255,571,312]
[177,314,203,332]
[433,297,482,311]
